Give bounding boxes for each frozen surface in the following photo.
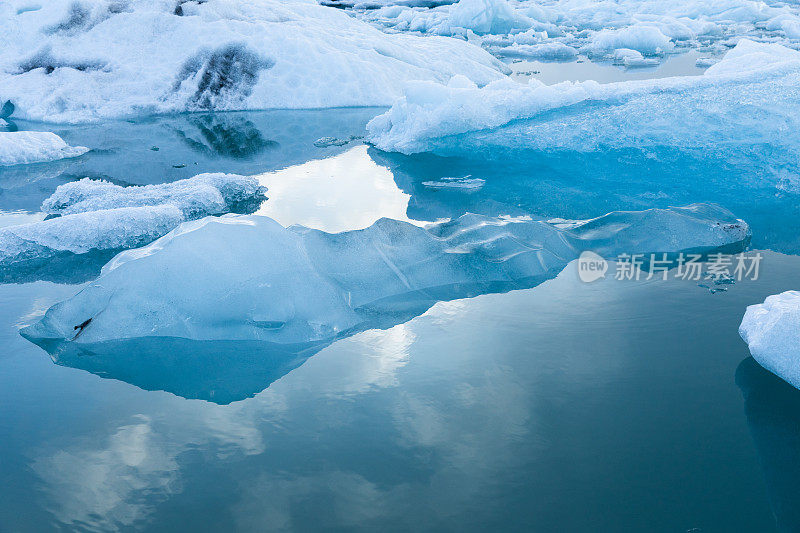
[0,0,505,122]
[0,131,88,166]
[21,203,749,345]
[42,173,267,218]
[740,291,800,389]
[367,41,800,155]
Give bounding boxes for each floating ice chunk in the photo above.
[447,0,532,35]
[740,291,800,389]
[695,57,717,68]
[42,174,267,218]
[0,205,183,264]
[495,43,577,61]
[21,203,748,345]
[0,0,505,122]
[587,24,674,56]
[0,131,88,166]
[422,176,485,190]
[367,40,800,154]
[611,48,660,68]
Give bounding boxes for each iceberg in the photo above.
[0,131,88,166]
[740,291,800,389]
[366,40,800,155]
[446,0,532,35]
[0,0,506,122]
[42,173,267,218]
[586,25,674,57]
[21,203,748,346]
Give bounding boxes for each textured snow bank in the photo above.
[740,291,800,389]
[0,131,88,165]
[0,0,505,122]
[21,203,748,344]
[0,173,266,266]
[42,174,267,218]
[367,40,800,154]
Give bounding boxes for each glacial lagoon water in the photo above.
[2,108,800,531]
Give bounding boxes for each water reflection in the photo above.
[31,337,321,404]
[736,357,800,532]
[255,145,412,232]
[170,114,279,159]
[371,146,800,254]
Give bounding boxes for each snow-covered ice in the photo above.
[42,174,267,218]
[21,203,748,345]
[740,291,800,389]
[0,131,88,166]
[366,40,800,154]
[0,0,506,122]
[0,205,183,262]
[0,173,266,269]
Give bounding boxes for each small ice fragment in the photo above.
[313,137,350,148]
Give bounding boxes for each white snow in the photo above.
[21,203,748,344]
[367,40,800,154]
[42,174,267,218]
[0,131,88,166]
[0,0,506,122]
[740,291,800,389]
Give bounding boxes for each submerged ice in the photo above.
[21,203,748,345]
[740,291,800,390]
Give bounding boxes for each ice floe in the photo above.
[0,0,505,122]
[0,131,88,166]
[21,203,748,345]
[0,173,266,274]
[42,173,267,218]
[740,291,800,389]
[366,40,800,154]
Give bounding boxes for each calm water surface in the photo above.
[1,104,799,532]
